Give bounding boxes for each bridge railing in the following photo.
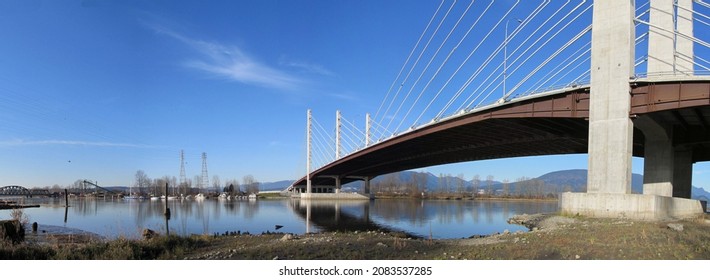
[633,70,710,80]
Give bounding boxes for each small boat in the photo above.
[150,196,160,201]
[195,193,206,200]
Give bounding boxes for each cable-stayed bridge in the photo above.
[289,0,710,219]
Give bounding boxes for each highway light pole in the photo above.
[503,18,522,99]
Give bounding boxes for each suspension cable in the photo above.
[387,0,459,133]
[381,0,458,133]
[374,0,446,122]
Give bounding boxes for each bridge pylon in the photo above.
[560,0,704,220]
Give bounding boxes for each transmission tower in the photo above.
[201,152,209,190]
[179,150,186,188]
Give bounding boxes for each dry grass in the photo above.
[2,215,710,260]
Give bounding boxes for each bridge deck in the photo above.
[293,80,710,188]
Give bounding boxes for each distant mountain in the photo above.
[259,180,293,191]
[535,169,644,194]
[262,169,710,200]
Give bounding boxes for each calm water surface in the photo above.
[2,197,557,239]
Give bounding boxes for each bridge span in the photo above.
[291,0,710,220]
[291,78,710,190]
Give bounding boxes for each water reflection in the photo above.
[7,197,557,239]
[289,199,410,236]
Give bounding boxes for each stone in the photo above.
[667,223,684,232]
[503,229,510,235]
[376,242,387,247]
[142,228,158,240]
[281,234,294,241]
[0,220,24,244]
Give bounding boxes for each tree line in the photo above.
[370,172,576,199]
[32,170,261,197]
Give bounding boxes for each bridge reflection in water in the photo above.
[287,199,558,238]
[287,199,410,236]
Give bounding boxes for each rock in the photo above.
[31,222,38,232]
[667,223,684,232]
[0,220,24,244]
[575,255,580,259]
[142,228,158,240]
[281,234,294,241]
[503,229,510,235]
[376,242,388,247]
[273,256,280,260]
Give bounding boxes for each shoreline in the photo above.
[4,213,710,259]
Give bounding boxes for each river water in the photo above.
[2,197,557,239]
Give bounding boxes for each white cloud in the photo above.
[280,59,335,77]
[149,24,305,90]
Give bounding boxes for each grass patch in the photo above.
[0,234,210,260]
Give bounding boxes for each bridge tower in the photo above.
[561,0,704,219]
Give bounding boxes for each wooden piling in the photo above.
[164,182,170,236]
[64,189,68,207]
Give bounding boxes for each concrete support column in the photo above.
[334,177,341,194]
[635,116,674,197]
[673,148,693,198]
[363,177,371,195]
[648,0,676,74]
[587,0,635,194]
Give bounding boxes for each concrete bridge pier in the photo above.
[635,115,694,199]
[559,0,703,220]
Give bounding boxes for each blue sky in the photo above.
[1,0,709,191]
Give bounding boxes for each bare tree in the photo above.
[411,172,428,198]
[193,175,202,190]
[212,175,221,193]
[134,170,150,195]
[486,175,494,197]
[456,173,466,195]
[502,179,510,197]
[471,174,480,196]
[242,175,260,195]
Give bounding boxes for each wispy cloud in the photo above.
[280,58,335,77]
[148,24,304,90]
[0,139,156,148]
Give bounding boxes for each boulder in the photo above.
[0,220,25,244]
[667,223,684,232]
[280,234,294,241]
[142,228,158,240]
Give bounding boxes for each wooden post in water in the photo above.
[64,189,68,207]
[164,182,170,236]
